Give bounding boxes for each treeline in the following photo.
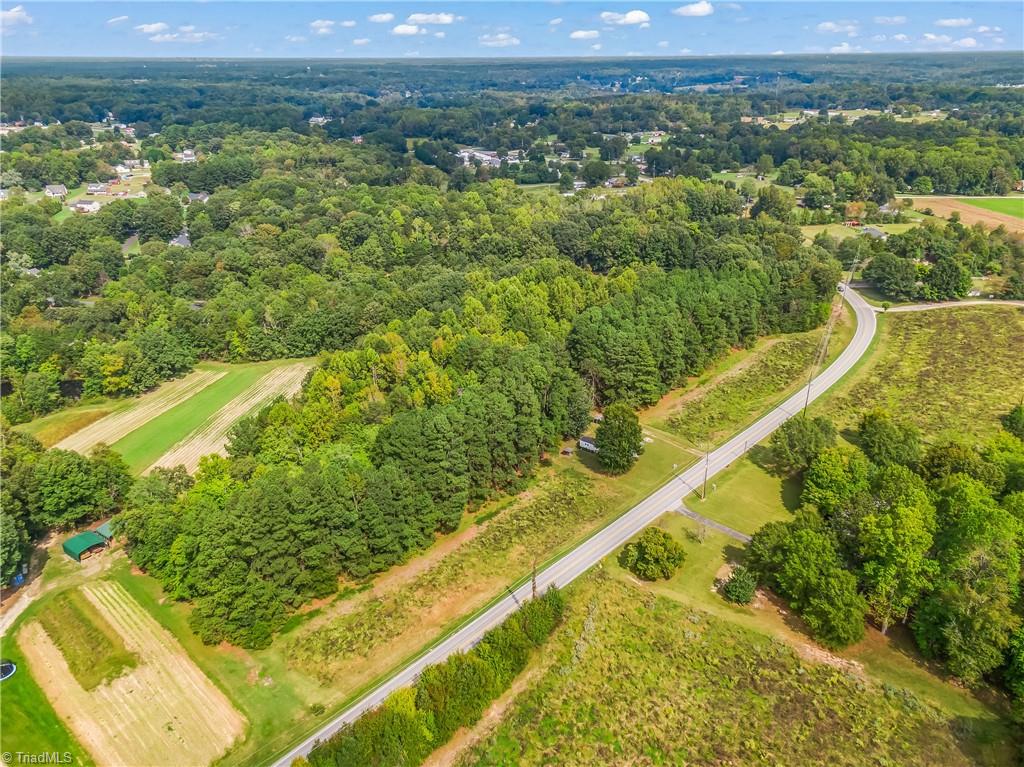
[748,407,1024,702]
[0,427,134,583]
[307,587,564,767]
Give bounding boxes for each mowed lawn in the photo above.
[958,196,1024,219]
[109,359,293,473]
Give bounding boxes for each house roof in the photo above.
[95,521,115,540]
[62,531,107,560]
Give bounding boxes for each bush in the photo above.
[620,528,686,581]
[722,566,757,604]
[308,588,564,767]
[769,415,837,475]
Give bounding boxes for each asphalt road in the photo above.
[272,288,878,766]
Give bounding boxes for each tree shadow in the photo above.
[780,475,803,512]
[722,543,747,565]
[748,444,774,472]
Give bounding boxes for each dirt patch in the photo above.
[906,197,1024,234]
[147,362,312,474]
[18,580,245,767]
[54,369,226,454]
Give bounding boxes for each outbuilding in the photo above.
[62,531,108,562]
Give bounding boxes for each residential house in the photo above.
[187,192,211,204]
[169,230,192,247]
[44,184,68,198]
[87,183,108,194]
[71,200,101,214]
[175,149,197,163]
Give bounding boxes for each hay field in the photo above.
[18,581,245,767]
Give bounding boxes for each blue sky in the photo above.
[1,2,1020,58]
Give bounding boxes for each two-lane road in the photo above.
[272,288,878,766]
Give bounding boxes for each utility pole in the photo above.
[531,557,538,600]
[701,445,710,500]
[802,259,858,415]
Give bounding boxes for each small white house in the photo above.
[45,184,68,198]
[578,437,599,454]
[87,183,108,194]
[71,200,101,214]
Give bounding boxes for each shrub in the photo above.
[620,528,686,581]
[722,566,757,604]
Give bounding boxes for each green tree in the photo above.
[857,409,921,467]
[769,415,837,476]
[722,565,757,604]
[1003,404,1024,441]
[620,527,686,581]
[857,465,937,634]
[595,402,643,474]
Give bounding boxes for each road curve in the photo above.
[270,287,878,766]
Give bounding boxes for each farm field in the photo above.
[105,359,311,473]
[51,367,226,454]
[904,196,1024,233]
[11,579,245,767]
[147,360,311,473]
[958,196,1024,219]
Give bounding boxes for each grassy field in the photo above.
[15,397,125,447]
[821,307,1024,440]
[464,570,1011,767]
[905,196,1024,233]
[958,196,1024,219]
[649,304,854,449]
[34,587,138,691]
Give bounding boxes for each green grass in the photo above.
[685,454,797,535]
[14,397,124,447]
[466,572,1013,767]
[109,360,285,472]
[34,588,138,691]
[958,197,1024,219]
[0,635,95,765]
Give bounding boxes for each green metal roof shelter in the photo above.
[94,521,115,540]
[62,531,107,562]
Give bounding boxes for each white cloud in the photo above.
[922,33,952,43]
[590,43,603,51]
[407,12,456,24]
[770,49,785,55]
[434,31,446,38]
[600,10,651,26]
[284,34,307,43]
[657,40,669,47]
[310,20,335,35]
[392,24,425,35]
[935,17,972,27]
[953,36,978,48]
[353,37,370,45]
[106,15,129,25]
[892,33,910,42]
[368,13,395,23]
[976,25,1001,34]
[873,16,906,25]
[340,20,356,28]
[678,47,691,53]
[829,42,864,53]
[570,29,600,39]
[151,30,219,43]
[549,17,563,25]
[816,20,859,36]
[1,5,32,28]
[672,1,714,17]
[479,32,520,47]
[872,34,886,42]
[135,22,169,34]
[721,3,743,10]
[994,37,1005,44]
